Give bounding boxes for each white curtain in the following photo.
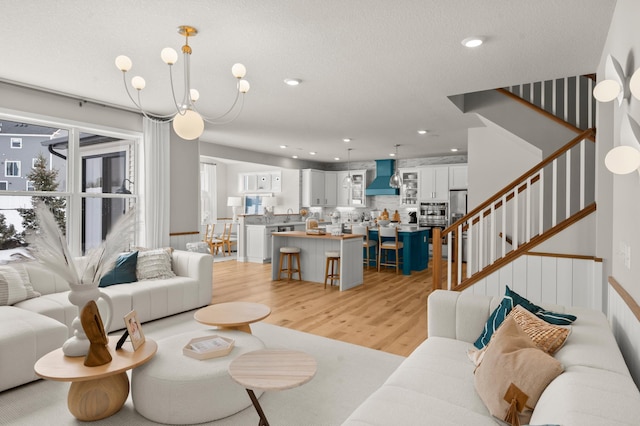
[139,117,171,248]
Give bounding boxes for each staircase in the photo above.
[433,75,597,293]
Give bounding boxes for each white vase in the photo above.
[62,283,114,357]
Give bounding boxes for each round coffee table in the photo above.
[228,349,317,426]
[194,301,271,334]
[34,336,157,421]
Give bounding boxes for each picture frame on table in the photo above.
[124,310,145,350]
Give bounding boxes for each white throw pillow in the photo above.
[136,248,175,280]
[0,263,40,305]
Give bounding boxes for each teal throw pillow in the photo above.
[473,285,577,349]
[99,251,138,287]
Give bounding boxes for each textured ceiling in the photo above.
[0,0,615,163]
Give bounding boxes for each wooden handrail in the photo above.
[445,128,595,235]
[609,276,640,322]
[496,88,597,140]
[445,203,596,293]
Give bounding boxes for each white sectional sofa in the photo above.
[0,250,213,393]
[343,289,640,426]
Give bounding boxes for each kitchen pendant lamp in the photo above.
[343,148,353,189]
[115,25,250,140]
[389,145,403,189]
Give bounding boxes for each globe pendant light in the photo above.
[389,144,403,189]
[115,25,250,140]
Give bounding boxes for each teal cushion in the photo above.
[99,251,138,287]
[473,285,577,349]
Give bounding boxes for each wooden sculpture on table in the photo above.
[80,300,112,367]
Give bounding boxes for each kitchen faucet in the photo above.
[285,208,294,222]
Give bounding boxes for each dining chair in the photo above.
[222,222,237,256]
[205,224,224,255]
[352,224,377,269]
[378,226,403,273]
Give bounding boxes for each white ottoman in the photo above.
[132,329,266,424]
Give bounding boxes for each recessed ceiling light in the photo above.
[417,130,428,135]
[284,78,301,86]
[292,155,298,159]
[309,151,316,155]
[343,138,352,143]
[450,148,459,152]
[389,152,396,157]
[334,157,340,161]
[280,145,287,149]
[461,37,484,48]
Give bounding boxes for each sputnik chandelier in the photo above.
[115,25,250,140]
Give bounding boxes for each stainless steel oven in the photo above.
[419,202,448,227]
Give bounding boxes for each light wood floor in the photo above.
[212,259,444,357]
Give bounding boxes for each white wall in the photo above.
[217,161,300,217]
[467,118,542,210]
[169,131,200,233]
[596,0,640,302]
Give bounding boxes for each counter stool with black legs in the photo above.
[324,250,341,289]
[278,247,302,281]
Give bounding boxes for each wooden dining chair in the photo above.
[205,224,224,255]
[378,226,403,273]
[222,222,238,256]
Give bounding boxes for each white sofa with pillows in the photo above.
[343,288,640,426]
[0,249,213,393]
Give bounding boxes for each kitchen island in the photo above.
[368,226,430,275]
[271,231,363,291]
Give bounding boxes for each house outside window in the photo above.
[10,138,22,149]
[0,118,139,257]
[5,161,20,177]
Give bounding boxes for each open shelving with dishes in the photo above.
[399,169,419,206]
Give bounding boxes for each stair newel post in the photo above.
[432,227,442,290]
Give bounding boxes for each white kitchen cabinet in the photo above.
[336,170,367,206]
[302,169,325,206]
[399,168,420,206]
[324,171,337,206]
[246,225,277,263]
[302,169,338,206]
[420,166,449,201]
[449,164,468,189]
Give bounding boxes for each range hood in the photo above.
[365,159,400,196]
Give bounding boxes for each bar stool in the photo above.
[378,226,403,274]
[278,247,302,281]
[324,250,341,289]
[352,224,377,269]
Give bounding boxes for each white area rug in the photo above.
[0,310,404,425]
[212,253,236,263]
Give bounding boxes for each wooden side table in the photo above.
[228,349,317,426]
[194,301,271,334]
[34,336,157,421]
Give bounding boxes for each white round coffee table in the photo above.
[194,301,271,334]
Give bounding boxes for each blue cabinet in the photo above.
[368,228,430,275]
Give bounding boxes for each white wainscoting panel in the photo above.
[169,233,202,251]
[464,254,603,310]
[608,283,640,389]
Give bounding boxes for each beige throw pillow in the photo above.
[0,264,40,306]
[474,316,563,426]
[136,248,175,280]
[508,305,570,355]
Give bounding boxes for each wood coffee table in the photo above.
[194,301,271,334]
[34,336,157,421]
[228,349,317,426]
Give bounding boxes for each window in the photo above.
[0,117,139,256]
[5,161,20,177]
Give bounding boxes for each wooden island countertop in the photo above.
[271,231,363,290]
[272,231,363,240]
